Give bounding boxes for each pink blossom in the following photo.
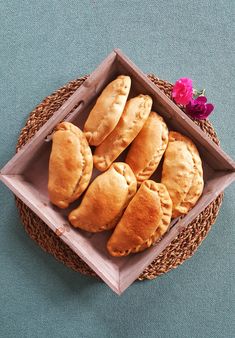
[172,78,193,105]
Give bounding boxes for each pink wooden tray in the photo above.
[1,49,235,295]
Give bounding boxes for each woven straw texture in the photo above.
[15,75,223,281]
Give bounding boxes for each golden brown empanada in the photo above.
[161,131,204,218]
[84,75,131,146]
[125,112,168,185]
[107,181,172,257]
[93,94,153,172]
[68,162,137,232]
[136,183,172,253]
[48,122,93,209]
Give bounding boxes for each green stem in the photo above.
[193,88,206,98]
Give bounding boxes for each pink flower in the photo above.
[186,96,214,120]
[172,78,193,105]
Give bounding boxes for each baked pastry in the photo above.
[136,183,172,253]
[93,94,153,172]
[125,112,168,185]
[161,131,204,218]
[48,122,93,209]
[107,181,172,256]
[68,162,137,232]
[84,75,131,146]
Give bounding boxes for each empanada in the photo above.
[94,94,153,172]
[161,131,204,218]
[84,75,131,146]
[107,181,172,257]
[68,162,137,232]
[48,122,93,209]
[125,112,168,185]
[136,183,172,253]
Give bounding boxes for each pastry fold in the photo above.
[68,162,137,232]
[125,112,168,185]
[48,122,93,209]
[84,75,131,146]
[107,181,172,256]
[161,131,204,218]
[93,94,152,172]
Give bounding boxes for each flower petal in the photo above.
[180,78,193,86]
[195,96,207,103]
[196,112,210,119]
[206,103,214,114]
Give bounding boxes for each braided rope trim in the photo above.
[15,74,223,281]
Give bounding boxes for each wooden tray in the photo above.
[1,49,235,294]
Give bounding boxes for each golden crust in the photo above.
[161,131,204,218]
[135,183,172,252]
[48,122,93,209]
[93,95,153,172]
[84,75,131,146]
[107,180,172,257]
[68,162,137,232]
[125,112,168,185]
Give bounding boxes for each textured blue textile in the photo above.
[0,1,234,337]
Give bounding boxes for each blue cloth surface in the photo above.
[0,1,234,337]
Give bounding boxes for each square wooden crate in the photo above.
[1,49,235,295]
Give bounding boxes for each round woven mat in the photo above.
[15,74,223,281]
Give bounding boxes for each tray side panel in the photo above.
[0,51,117,175]
[0,174,122,294]
[118,170,235,293]
[115,49,235,172]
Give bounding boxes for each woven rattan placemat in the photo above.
[15,75,223,280]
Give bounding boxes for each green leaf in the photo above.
[193,88,206,99]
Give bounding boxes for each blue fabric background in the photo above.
[0,1,234,337]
